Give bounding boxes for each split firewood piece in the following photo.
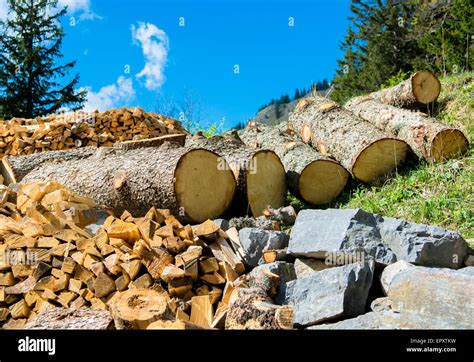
[189,295,214,328]
[289,95,409,182]
[262,248,288,264]
[195,219,221,241]
[1,143,237,223]
[134,241,173,280]
[147,319,208,330]
[111,288,171,329]
[105,219,140,243]
[345,96,469,161]
[241,122,349,205]
[175,246,202,269]
[369,70,441,109]
[209,239,245,275]
[186,132,287,216]
[225,288,293,330]
[168,277,193,298]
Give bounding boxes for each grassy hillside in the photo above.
[289,72,473,240]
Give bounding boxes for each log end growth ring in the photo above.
[431,129,469,161]
[412,71,441,104]
[352,138,409,183]
[299,160,350,205]
[246,150,287,216]
[174,149,236,223]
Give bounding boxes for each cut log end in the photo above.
[352,138,408,183]
[174,149,236,223]
[431,129,469,162]
[299,160,350,205]
[412,70,441,104]
[246,150,286,216]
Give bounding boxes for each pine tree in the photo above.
[294,88,301,100]
[0,0,86,119]
[331,0,420,103]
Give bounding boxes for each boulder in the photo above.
[380,260,414,295]
[287,209,396,265]
[378,217,468,269]
[312,265,474,329]
[294,258,335,279]
[277,261,374,327]
[239,228,289,266]
[212,218,229,231]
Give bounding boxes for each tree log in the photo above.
[369,71,441,109]
[225,287,293,330]
[1,143,237,223]
[240,122,349,205]
[110,289,171,329]
[186,133,286,216]
[288,96,409,182]
[345,96,469,161]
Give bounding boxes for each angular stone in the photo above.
[24,307,113,329]
[239,228,289,267]
[287,209,396,265]
[378,217,468,269]
[383,265,474,322]
[212,219,229,231]
[294,258,335,279]
[277,261,374,327]
[464,255,474,267]
[308,309,467,329]
[380,260,414,295]
[249,261,296,285]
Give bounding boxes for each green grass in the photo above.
[289,72,474,241]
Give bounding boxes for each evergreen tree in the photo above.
[294,88,301,100]
[331,0,420,103]
[0,0,86,119]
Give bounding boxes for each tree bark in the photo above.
[186,133,287,217]
[240,122,349,205]
[1,143,237,223]
[288,96,409,183]
[225,287,293,330]
[369,71,441,109]
[346,96,469,161]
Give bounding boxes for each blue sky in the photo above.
[2,0,352,128]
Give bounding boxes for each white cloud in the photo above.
[81,76,136,112]
[58,0,100,20]
[131,22,169,90]
[0,0,9,20]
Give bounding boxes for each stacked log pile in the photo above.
[0,181,288,330]
[287,96,409,183]
[0,108,185,157]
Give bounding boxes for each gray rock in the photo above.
[288,209,396,265]
[464,255,474,267]
[278,261,374,327]
[212,218,229,231]
[380,260,414,295]
[383,265,474,326]
[239,228,289,266]
[249,261,296,284]
[378,217,468,269]
[308,309,467,329]
[294,258,335,279]
[313,264,474,329]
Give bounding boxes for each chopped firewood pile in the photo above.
[0,181,288,330]
[0,107,185,157]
